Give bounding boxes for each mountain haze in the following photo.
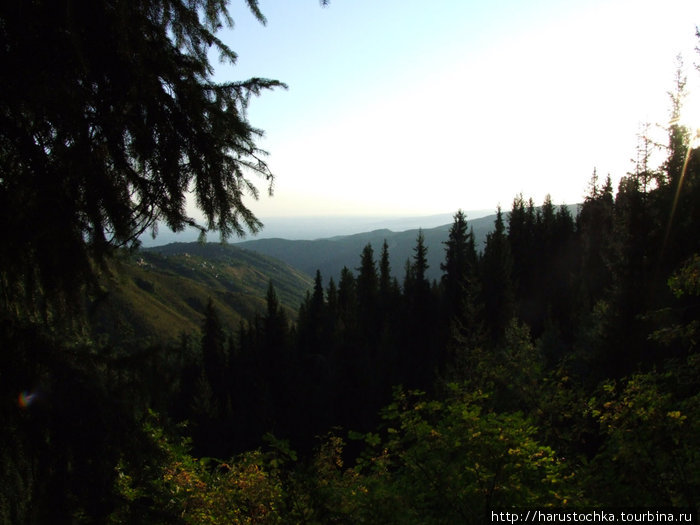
[137,211,497,247]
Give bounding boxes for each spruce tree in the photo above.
[401,230,438,388]
[337,266,357,333]
[441,210,476,322]
[413,230,430,289]
[326,277,339,322]
[508,194,533,295]
[0,0,285,314]
[379,240,393,297]
[357,244,379,315]
[439,211,483,377]
[481,207,515,343]
[576,171,615,308]
[201,298,228,406]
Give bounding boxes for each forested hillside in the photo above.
[1,0,699,523]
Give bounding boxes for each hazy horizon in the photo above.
[138,208,500,247]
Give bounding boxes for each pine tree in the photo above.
[481,207,515,343]
[664,55,691,189]
[261,281,297,435]
[356,243,379,327]
[0,0,285,314]
[401,230,438,388]
[378,238,401,315]
[201,298,228,406]
[337,267,357,332]
[439,211,483,377]
[379,240,393,297]
[441,210,474,322]
[326,277,339,322]
[413,230,430,289]
[311,270,325,317]
[537,194,557,260]
[508,194,533,297]
[576,170,615,308]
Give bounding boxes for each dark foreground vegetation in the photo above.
[3,150,700,522]
[1,0,699,522]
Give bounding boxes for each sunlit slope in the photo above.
[89,242,314,345]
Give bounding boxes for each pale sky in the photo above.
[209,0,700,218]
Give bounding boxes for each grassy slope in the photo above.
[89,243,314,346]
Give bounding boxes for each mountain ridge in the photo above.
[235,214,495,283]
[236,205,580,283]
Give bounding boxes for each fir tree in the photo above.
[577,170,615,309]
[379,240,393,297]
[357,244,379,318]
[413,230,430,289]
[326,277,339,322]
[508,194,534,298]
[441,210,476,323]
[201,298,228,407]
[401,230,438,388]
[0,0,285,314]
[481,207,515,343]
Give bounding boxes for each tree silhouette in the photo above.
[0,0,284,313]
[481,207,515,343]
[441,210,477,324]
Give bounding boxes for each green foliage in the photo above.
[111,413,286,524]
[585,370,699,507]
[346,386,573,524]
[668,253,700,299]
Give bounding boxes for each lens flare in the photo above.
[18,390,38,409]
[662,129,699,256]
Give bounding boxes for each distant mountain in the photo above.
[236,205,580,284]
[137,210,497,246]
[236,214,497,284]
[89,243,314,346]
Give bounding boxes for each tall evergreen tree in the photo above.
[441,210,474,322]
[379,240,393,297]
[414,230,430,287]
[537,194,557,261]
[356,243,379,334]
[337,266,357,332]
[663,56,691,190]
[576,170,615,309]
[508,194,534,297]
[261,281,294,435]
[481,207,515,343]
[401,230,437,388]
[0,0,285,314]
[439,211,484,378]
[201,298,228,407]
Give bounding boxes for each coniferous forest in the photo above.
[1,1,700,523]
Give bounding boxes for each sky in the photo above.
[207,0,700,219]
